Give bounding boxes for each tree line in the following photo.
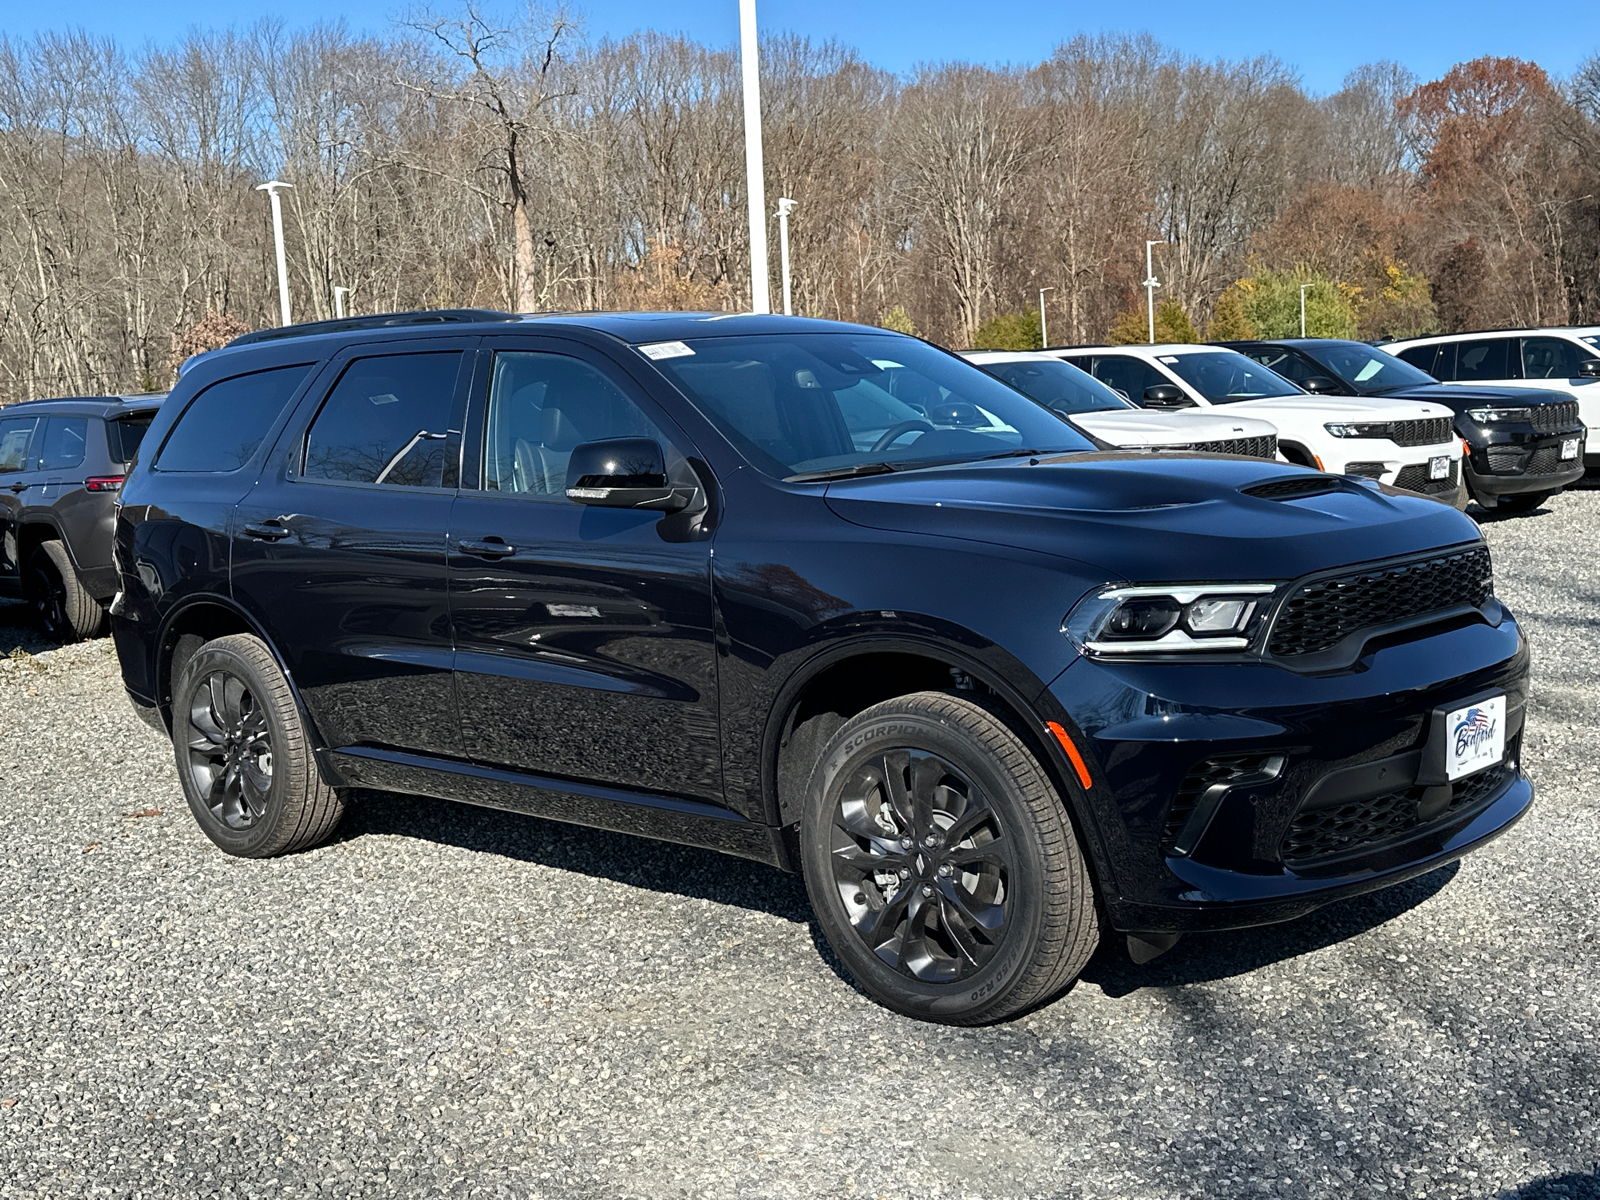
[1,6,1598,402]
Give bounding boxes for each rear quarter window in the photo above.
[107,414,153,465]
[154,364,314,473]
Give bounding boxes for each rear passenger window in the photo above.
[156,365,314,473]
[303,352,463,487]
[1455,339,1513,381]
[38,417,88,470]
[0,416,37,473]
[1396,344,1445,375]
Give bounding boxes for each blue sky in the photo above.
[3,0,1596,94]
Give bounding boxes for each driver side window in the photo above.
[483,352,666,502]
[1088,355,1165,402]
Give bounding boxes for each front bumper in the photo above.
[1465,426,1586,500]
[1041,612,1530,936]
[1333,443,1465,508]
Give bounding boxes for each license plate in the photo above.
[1429,455,1449,481]
[1561,438,1579,460]
[1446,695,1505,781]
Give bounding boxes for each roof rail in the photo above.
[1041,344,1109,352]
[226,307,520,348]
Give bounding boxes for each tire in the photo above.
[800,691,1099,1024]
[1495,490,1554,514]
[25,540,107,643]
[172,633,346,858]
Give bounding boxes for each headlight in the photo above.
[1324,421,1392,438]
[1064,583,1278,654]
[1465,407,1532,423]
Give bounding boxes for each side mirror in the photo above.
[1579,358,1600,379]
[1142,384,1192,409]
[1302,375,1342,394]
[565,438,698,512]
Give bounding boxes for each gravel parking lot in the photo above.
[2,489,1598,1200]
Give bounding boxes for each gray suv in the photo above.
[0,395,164,641]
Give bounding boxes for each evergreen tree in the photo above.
[972,310,1042,350]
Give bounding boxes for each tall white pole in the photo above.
[256,180,294,326]
[1144,239,1165,344]
[1299,282,1312,337]
[776,197,796,316]
[739,0,771,314]
[333,286,350,319]
[1038,286,1054,348]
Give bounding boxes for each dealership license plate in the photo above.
[1562,438,1580,460]
[1446,695,1506,781]
[1429,455,1450,480]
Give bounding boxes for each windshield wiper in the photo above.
[784,461,900,483]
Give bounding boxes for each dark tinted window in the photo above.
[981,358,1129,414]
[1242,347,1320,386]
[483,352,665,499]
[106,415,152,465]
[1396,344,1443,375]
[303,352,463,487]
[1455,339,1513,381]
[1161,351,1302,403]
[0,416,36,473]
[1520,336,1589,379]
[39,417,88,471]
[1080,355,1166,401]
[1303,343,1437,391]
[156,365,314,472]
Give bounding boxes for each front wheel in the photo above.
[800,692,1099,1024]
[172,633,346,858]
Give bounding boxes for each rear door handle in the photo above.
[6,482,26,494]
[459,538,516,558]
[242,521,292,541]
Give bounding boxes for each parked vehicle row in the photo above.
[98,309,1530,1025]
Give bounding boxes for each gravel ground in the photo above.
[2,488,1598,1200]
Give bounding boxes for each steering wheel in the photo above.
[871,419,935,453]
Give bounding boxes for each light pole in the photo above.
[1144,240,1166,344]
[333,286,351,320]
[255,180,294,327]
[1038,286,1055,349]
[1299,282,1313,338]
[738,0,771,314]
[776,197,797,316]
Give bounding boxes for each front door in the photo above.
[231,342,473,757]
[447,338,722,803]
[0,414,39,591]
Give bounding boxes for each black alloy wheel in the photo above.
[829,748,1013,983]
[184,669,274,830]
[801,691,1100,1024]
[25,551,69,642]
[24,541,105,643]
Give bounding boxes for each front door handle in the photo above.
[242,521,292,541]
[459,538,516,558]
[6,482,25,494]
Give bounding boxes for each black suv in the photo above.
[1223,339,1586,513]
[0,395,163,641]
[111,312,1531,1023]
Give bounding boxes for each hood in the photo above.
[1228,395,1453,421]
[1071,409,1277,447]
[824,452,1479,586]
[1375,383,1575,409]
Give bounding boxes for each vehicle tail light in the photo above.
[84,476,125,492]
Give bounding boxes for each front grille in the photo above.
[1243,476,1340,501]
[1267,544,1492,658]
[1529,400,1581,434]
[1392,459,1460,495]
[1391,417,1454,447]
[1164,755,1281,847]
[1281,748,1517,865]
[1191,434,1278,460]
[1525,445,1573,476]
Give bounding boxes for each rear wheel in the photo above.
[172,634,346,858]
[1495,490,1554,514]
[25,540,106,643]
[800,691,1099,1024]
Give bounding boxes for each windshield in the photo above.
[650,333,1094,477]
[1162,351,1303,404]
[977,358,1131,415]
[1306,343,1437,392]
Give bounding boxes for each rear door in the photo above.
[447,336,723,803]
[231,341,473,757]
[0,414,39,588]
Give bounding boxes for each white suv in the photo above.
[1383,328,1600,468]
[1047,344,1466,507]
[962,351,1280,459]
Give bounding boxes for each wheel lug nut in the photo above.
[898,868,910,879]
[920,884,933,897]
[938,863,953,877]
[899,837,913,851]
[923,834,937,848]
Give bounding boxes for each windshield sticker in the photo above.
[639,341,695,360]
[1354,360,1383,382]
[1159,356,1180,363]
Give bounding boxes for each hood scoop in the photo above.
[1242,475,1343,501]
